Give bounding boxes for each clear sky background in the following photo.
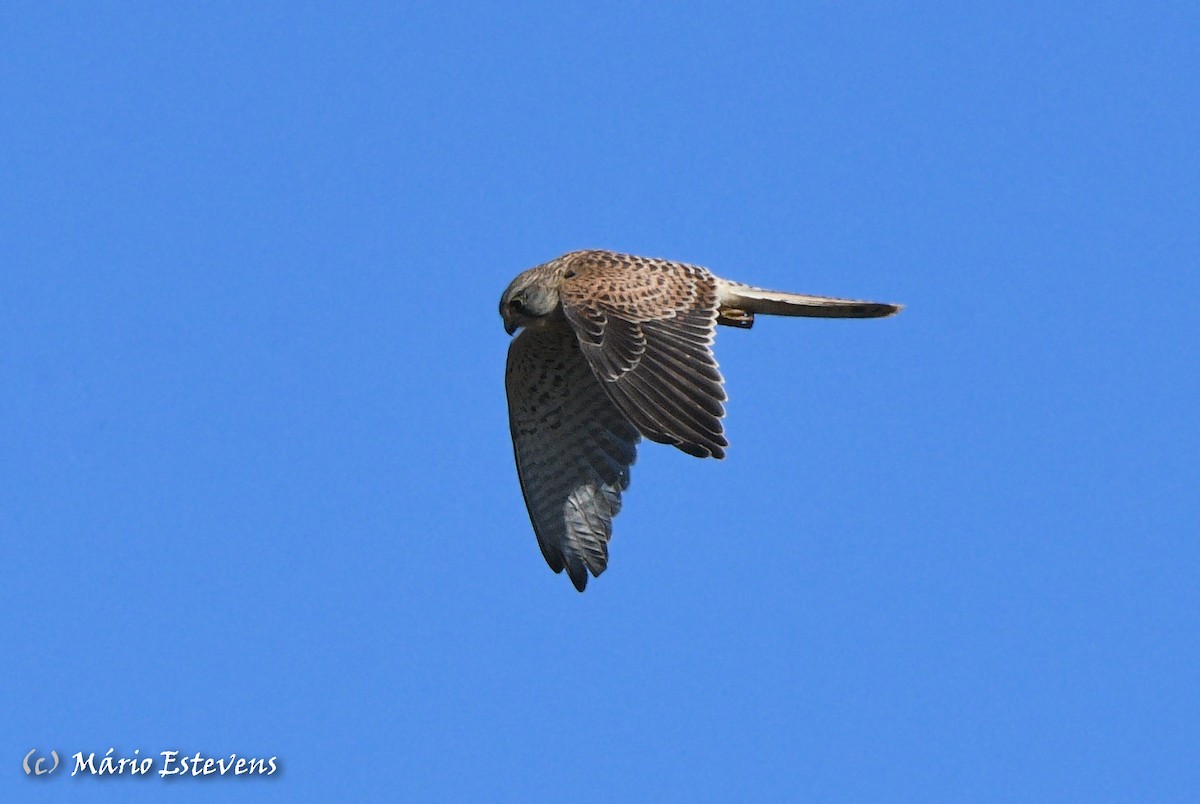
[3,3,1197,801]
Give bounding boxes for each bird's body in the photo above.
[501,249,900,591]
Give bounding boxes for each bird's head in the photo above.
[499,265,563,335]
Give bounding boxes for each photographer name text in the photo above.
[66,748,278,778]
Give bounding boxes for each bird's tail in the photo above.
[717,282,902,327]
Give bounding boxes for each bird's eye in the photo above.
[508,298,524,311]
[563,270,576,279]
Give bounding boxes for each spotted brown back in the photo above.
[558,251,729,459]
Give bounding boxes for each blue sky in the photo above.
[3,2,1197,801]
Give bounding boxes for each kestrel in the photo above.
[501,250,901,591]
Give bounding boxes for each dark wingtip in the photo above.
[567,565,588,592]
[673,439,727,460]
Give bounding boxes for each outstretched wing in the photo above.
[560,252,728,459]
[506,324,641,591]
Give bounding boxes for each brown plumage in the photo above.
[501,249,901,591]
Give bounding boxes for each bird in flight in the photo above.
[501,250,901,591]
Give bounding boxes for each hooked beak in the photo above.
[504,319,518,336]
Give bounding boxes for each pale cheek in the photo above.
[530,293,559,317]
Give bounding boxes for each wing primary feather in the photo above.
[506,325,640,591]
